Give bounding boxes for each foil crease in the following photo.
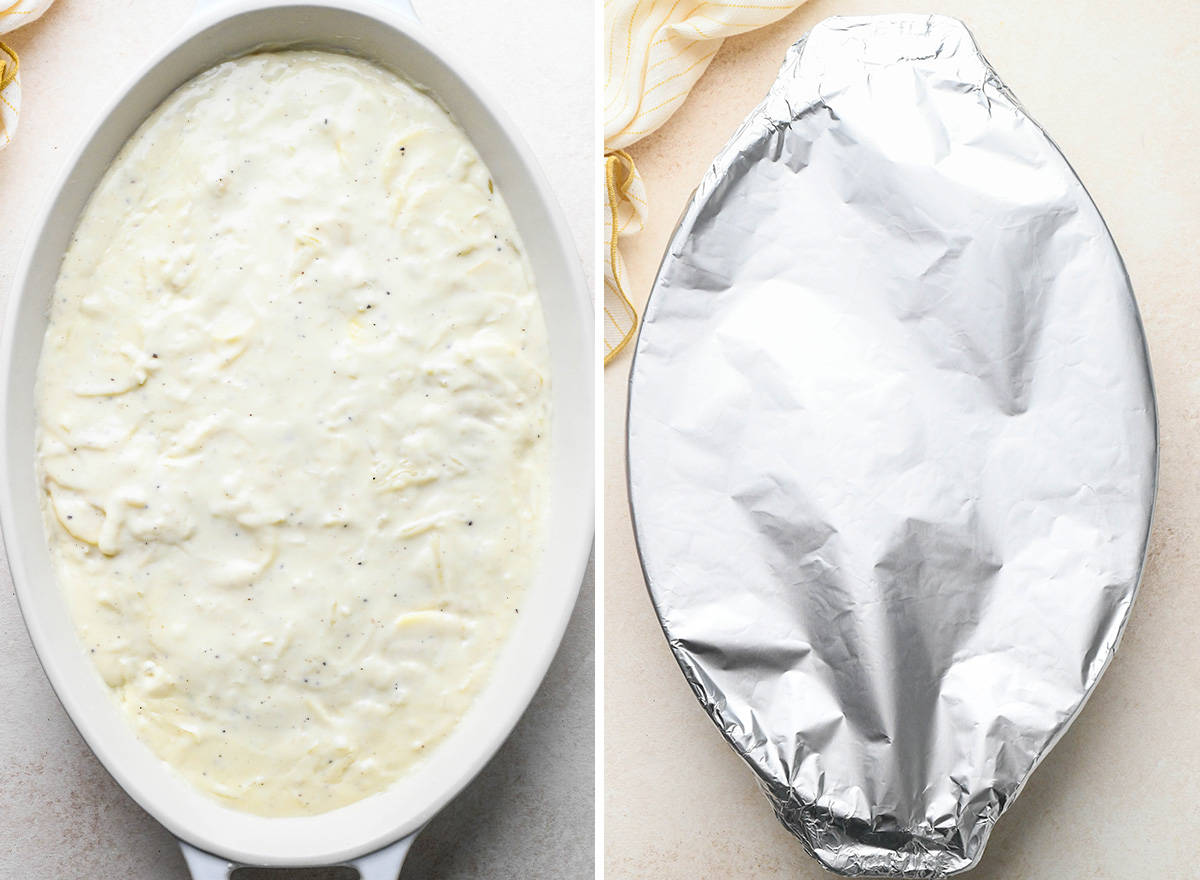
[626,14,1156,877]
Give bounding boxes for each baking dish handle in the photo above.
[190,0,419,24]
[179,834,418,879]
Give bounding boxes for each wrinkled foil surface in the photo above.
[627,15,1156,877]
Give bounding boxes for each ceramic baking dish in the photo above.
[0,0,593,876]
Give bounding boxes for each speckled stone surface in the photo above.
[605,1,1199,878]
[0,1,595,878]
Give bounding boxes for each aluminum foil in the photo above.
[626,14,1156,877]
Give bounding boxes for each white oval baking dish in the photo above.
[0,1,593,877]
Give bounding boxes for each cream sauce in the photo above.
[34,50,550,815]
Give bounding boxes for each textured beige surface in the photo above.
[605,1,1199,877]
[0,1,594,877]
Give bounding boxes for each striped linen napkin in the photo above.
[0,0,57,150]
[603,0,809,363]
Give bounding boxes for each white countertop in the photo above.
[605,1,1200,877]
[0,1,594,877]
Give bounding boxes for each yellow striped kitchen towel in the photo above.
[0,0,57,151]
[603,0,809,363]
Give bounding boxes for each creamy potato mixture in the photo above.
[34,51,550,815]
